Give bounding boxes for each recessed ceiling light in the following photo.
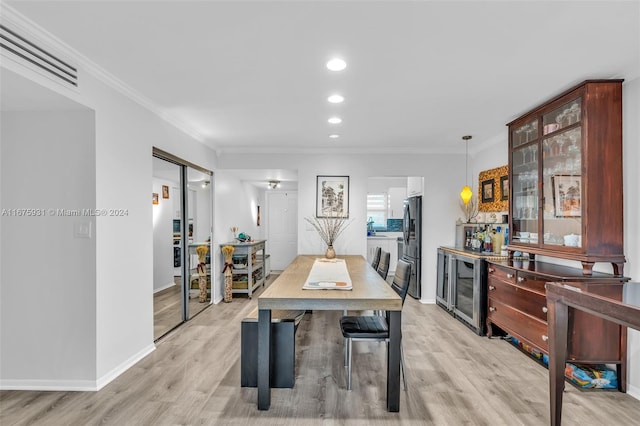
[328,117,342,124]
[326,58,346,71]
[327,94,344,104]
[329,134,340,139]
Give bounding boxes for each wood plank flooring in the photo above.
[154,277,210,340]
[2,274,640,425]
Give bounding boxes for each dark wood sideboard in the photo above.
[486,259,629,391]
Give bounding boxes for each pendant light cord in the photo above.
[460,135,473,204]
[463,135,472,187]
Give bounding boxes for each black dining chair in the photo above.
[376,250,390,281]
[371,246,382,271]
[339,259,412,390]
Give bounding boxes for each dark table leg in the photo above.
[547,299,568,426]
[257,308,272,410]
[387,310,401,412]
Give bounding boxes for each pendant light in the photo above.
[460,135,473,204]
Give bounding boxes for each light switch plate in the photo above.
[74,221,92,238]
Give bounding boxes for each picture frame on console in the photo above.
[553,175,581,217]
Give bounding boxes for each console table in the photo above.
[219,240,266,299]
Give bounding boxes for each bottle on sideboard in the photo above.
[484,228,492,253]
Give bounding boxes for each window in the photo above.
[367,193,388,229]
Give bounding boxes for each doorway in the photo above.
[266,191,298,271]
[152,152,213,340]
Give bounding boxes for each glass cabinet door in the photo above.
[512,118,538,148]
[511,119,539,243]
[541,99,582,247]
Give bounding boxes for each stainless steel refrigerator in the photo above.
[402,195,421,299]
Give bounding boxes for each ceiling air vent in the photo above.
[0,24,77,87]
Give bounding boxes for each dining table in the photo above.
[257,255,403,412]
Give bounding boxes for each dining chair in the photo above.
[376,250,390,281]
[343,246,385,316]
[371,246,382,271]
[340,259,412,391]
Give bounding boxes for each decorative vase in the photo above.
[198,263,208,303]
[196,245,209,303]
[221,245,235,303]
[224,273,233,303]
[325,245,336,259]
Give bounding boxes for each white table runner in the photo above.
[303,258,353,290]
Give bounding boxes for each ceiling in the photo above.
[2,1,639,156]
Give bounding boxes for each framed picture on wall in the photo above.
[481,179,495,203]
[152,193,159,205]
[316,175,349,218]
[500,175,509,201]
[162,185,169,199]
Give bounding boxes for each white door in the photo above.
[267,191,298,271]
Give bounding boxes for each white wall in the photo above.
[367,177,408,193]
[216,152,464,304]
[1,110,97,387]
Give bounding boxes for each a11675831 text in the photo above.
[1,208,129,217]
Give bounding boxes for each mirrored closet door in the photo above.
[153,152,213,340]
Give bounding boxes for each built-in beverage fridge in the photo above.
[436,248,487,335]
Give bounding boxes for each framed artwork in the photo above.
[553,175,581,217]
[257,205,261,226]
[478,165,508,212]
[316,175,349,217]
[481,179,495,203]
[162,185,169,199]
[500,175,509,201]
[152,193,159,205]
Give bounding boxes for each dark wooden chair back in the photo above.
[376,251,390,280]
[371,246,382,270]
[390,259,412,305]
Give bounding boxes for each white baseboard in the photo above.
[0,344,156,391]
[420,298,436,304]
[627,384,640,401]
[154,281,176,293]
[0,378,98,391]
[95,344,155,390]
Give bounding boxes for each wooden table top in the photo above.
[258,255,402,311]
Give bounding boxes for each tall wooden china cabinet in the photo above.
[486,80,630,390]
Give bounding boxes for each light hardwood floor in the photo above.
[2,274,640,425]
[154,277,210,340]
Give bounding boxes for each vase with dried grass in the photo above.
[305,214,351,259]
[221,245,235,302]
[196,245,209,303]
[460,198,479,223]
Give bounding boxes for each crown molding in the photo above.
[0,4,207,145]
[216,145,457,156]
